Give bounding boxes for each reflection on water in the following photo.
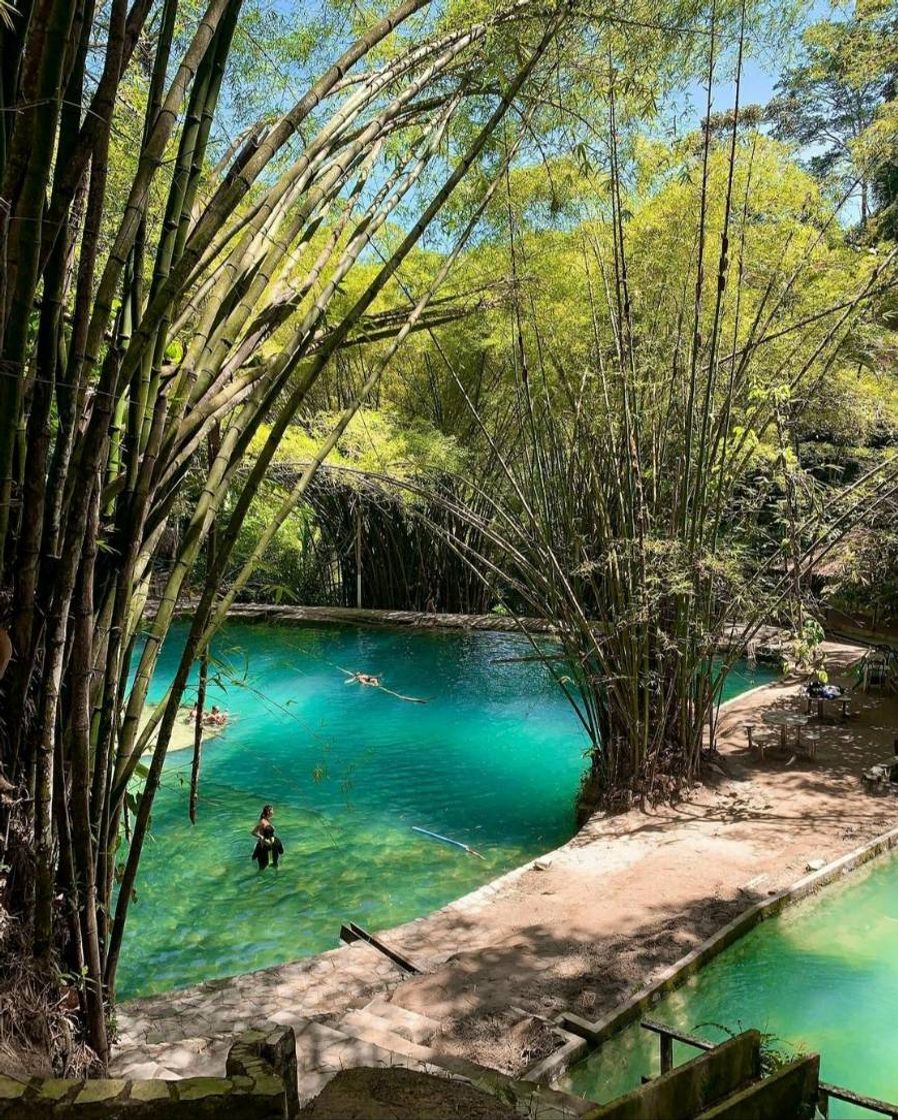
[118,622,775,1000]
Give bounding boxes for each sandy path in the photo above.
[113,640,898,1077]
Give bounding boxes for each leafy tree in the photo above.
[417,119,898,808]
[767,3,898,229]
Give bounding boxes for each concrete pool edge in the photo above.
[157,602,794,655]
[524,822,898,1086]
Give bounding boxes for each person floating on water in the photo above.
[347,671,381,687]
[251,804,283,870]
[339,666,427,703]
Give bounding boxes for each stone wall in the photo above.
[165,602,555,633]
[0,1027,298,1119]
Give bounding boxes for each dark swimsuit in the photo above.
[252,824,284,869]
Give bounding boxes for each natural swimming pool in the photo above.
[118,622,776,1000]
[560,853,898,1116]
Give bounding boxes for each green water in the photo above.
[561,854,898,1115]
[118,622,774,1000]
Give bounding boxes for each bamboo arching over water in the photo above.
[0,0,572,1063]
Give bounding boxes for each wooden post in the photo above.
[660,1032,673,1074]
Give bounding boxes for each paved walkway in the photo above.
[113,940,406,1076]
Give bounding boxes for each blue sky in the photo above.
[675,0,863,220]
[682,0,844,123]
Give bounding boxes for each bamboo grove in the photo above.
[0,0,586,1064]
[406,83,898,811]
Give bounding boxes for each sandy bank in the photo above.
[137,707,225,756]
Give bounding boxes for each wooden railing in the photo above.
[641,1019,898,1118]
[818,1083,898,1120]
[641,1018,712,1074]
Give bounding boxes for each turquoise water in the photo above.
[118,623,774,1000]
[561,855,898,1116]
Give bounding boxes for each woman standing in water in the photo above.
[251,804,284,869]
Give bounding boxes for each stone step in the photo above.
[294,1018,417,1107]
[294,1017,448,1108]
[337,1008,435,1063]
[295,1017,434,1073]
[362,997,441,1044]
[110,1034,232,1080]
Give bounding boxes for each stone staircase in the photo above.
[297,1000,445,1106]
[300,998,595,1118]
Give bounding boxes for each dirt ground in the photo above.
[380,641,898,1072]
[300,1067,519,1119]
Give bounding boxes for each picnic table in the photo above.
[804,690,851,720]
[762,710,809,753]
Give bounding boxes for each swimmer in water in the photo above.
[204,704,228,727]
[251,804,283,869]
[347,672,381,687]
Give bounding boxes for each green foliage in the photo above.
[227,488,322,604]
[826,516,898,620]
[697,1022,806,1076]
[251,408,463,480]
[787,618,828,681]
[244,118,898,618]
[767,3,898,229]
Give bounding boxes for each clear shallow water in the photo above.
[561,855,898,1115]
[118,623,775,1000]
